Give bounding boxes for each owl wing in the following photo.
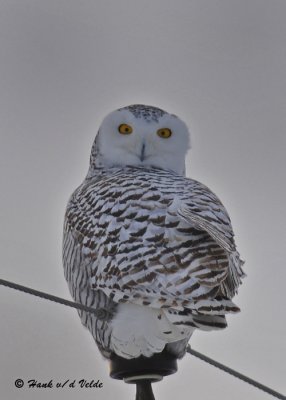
[177,179,245,299]
[178,181,235,252]
[63,198,118,358]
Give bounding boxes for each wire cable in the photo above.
[187,347,285,400]
[0,278,111,319]
[1,277,285,400]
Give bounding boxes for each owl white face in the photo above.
[92,105,191,175]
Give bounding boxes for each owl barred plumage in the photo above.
[63,104,244,362]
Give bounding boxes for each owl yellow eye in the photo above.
[157,128,172,139]
[118,124,133,134]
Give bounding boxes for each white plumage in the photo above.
[63,104,245,360]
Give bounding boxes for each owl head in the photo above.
[88,104,191,177]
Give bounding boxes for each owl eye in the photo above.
[157,128,172,139]
[118,124,133,134]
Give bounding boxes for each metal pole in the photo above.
[135,380,156,400]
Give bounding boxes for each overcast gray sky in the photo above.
[0,1,285,399]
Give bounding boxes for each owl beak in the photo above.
[140,143,146,162]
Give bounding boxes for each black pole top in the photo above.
[109,349,178,382]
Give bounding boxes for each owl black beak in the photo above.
[140,143,146,162]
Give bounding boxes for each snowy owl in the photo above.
[63,104,244,368]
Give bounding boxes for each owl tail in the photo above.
[136,380,155,400]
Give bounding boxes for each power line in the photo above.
[0,277,285,400]
[0,278,111,319]
[187,347,285,400]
